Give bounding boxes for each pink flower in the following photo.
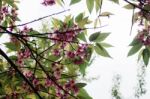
[73,58,83,65]
[24,48,31,58]
[24,71,33,78]
[45,79,53,87]
[66,51,75,58]
[53,49,60,56]
[33,78,39,85]
[42,0,55,6]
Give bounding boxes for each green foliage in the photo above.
[4,42,20,51]
[99,12,114,17]
[142,48,150,66]
[128,43,143,56]
[95,0,102,13]
[89,32,110,42]
[94,43,111,58]
[77,88,92,99]
[143,4,150,11]
[86,0,94,13]
[75,83,87,88]
[70,0,81,5]
[109,0,119,4]
[123,4,134,9]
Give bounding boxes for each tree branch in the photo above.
[124,0,150,13]
[0,48,43,99]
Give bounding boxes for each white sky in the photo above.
[1,0,150,99]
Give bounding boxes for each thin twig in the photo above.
[6,9,70,28]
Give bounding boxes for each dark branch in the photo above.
[0,48,43,99]
[124,0,150,13]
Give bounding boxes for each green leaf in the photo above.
[86,0,94,13]
[4,42,20,51]
[75,83,87,88]
[25,93,39,99]
[127,43,142,56]
[5,0,14,6]
[94,43,111,58]
[109,0,119,4]
[123,4,134,9]
[78,17,90,28]
[99,12,114,17]
[89,32,100,42]
[56,0,64,6]
[9,55,17,61]
[79,61,87,76]
[77,88,92,99]
[142,48,150,66]
[70,0,81,5]
[95,0,102,13]
[100,42,113,48]
[77,32,87,42]
[138,49,143,62]
[75,13,84,23]
[0,1,2,8]
[94,18,98,28]
[129,39,141,46]
[89,32,110,42]
[28,30,40,35]
[143,4,150,11]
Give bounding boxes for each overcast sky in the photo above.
[1,0,150,99]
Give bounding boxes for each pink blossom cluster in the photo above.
[0,6,18,31]
[56,79,78,98]
[51,63,64,79]
[17,48,31,67]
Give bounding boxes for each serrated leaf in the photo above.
[86,0,94,13]
[142,48,150,66]
[75,83,87,88]
[94,43,111,58]
[89,32,110,42]
[123,4,134,9]
[70,0,81,5]
[128,43,142,56]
